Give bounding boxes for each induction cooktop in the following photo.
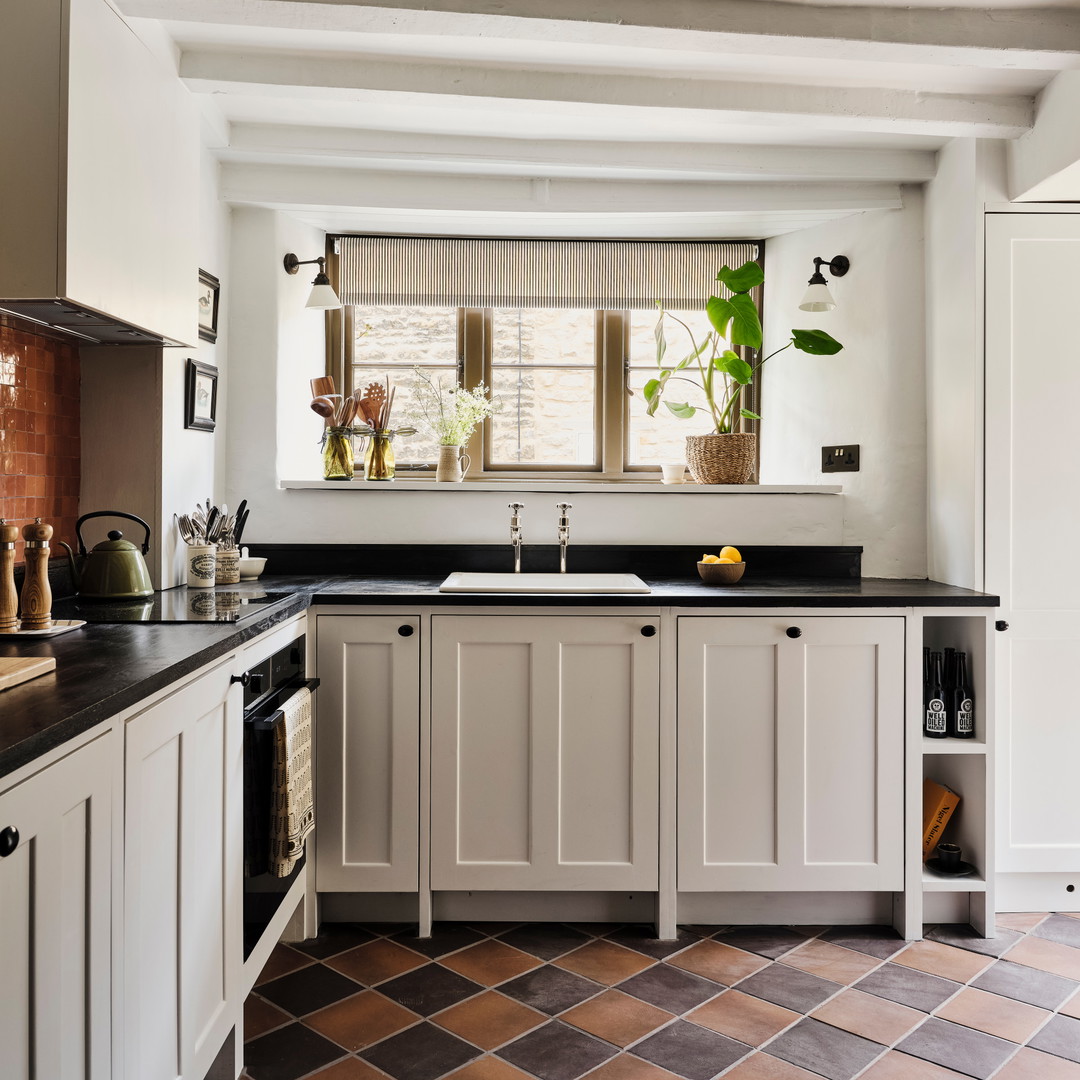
[51,586,292,624]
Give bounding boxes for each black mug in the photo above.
[936,842,962,869]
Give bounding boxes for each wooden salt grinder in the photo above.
[0,519,18,631]
[20,518,53,631]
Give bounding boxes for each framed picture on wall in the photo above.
[198,269,220,343]
[185,358,218,432]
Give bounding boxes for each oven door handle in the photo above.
[244,678,320,726]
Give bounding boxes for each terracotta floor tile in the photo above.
[718,1052,821,1079]
[994,1047,1080,1080]
[1005,936,1080,981]
[245,993,292,1040]
[891,940,992,982]
[687,989,799,1046]
[667,940,770,985]
[303,990,419,1052]
[554,940,655,986]
[934,986,1050,1043]
[781,940,883,985]
[327,940,429,986]
[432,991,547,1050]
[810,988,925,1044]
[860,1050,971,1079]
[1060,988,1080,1019]
[560,989,674,1047]
[254,943,314,986]
[308,1059,393,1080]
[446,1056,535,1080]
[996,913,1051,933]
[440,941,543,987]
[583,1054,680,1080]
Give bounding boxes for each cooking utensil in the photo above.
[204,507,220,544]
[364,382,386,428]
[235,507,250,546]
[311,396,335,420]
[58,511,154,599]
[310,375,336,398]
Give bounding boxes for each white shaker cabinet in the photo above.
[316,615,421,892]
[0,730,114,1080]
[678,616,905,892]
[430,615,660,891]
[123,660,243,1080]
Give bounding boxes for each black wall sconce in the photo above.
[799,255,850,312]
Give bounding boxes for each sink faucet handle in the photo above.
[556,502,572,514]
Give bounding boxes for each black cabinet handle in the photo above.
[786,626,802,639]
[230,672,251,687]
[398,625,415,637]
[641,625,657,637]
[0,826,19,857]
[996,620,1009,632]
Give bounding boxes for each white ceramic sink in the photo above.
[440,572,651,594]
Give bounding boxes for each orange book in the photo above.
[923,778,961,861]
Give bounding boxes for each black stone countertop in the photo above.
[0,572,998,781]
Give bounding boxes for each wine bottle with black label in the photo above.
[950,651,975,739]
[924,651,948,738]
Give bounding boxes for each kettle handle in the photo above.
[75,512,152,556]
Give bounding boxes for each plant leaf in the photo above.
[654,317,667,366]
[706,296,735,338]
[713,350,753,384]
[726,294,762,349]
[715,261,764,294]
[643,378,660,401]
[664,400,696,419]
[792,328,844,355]
[674,336,711,370]
[740,408,762,420]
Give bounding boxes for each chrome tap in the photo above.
[508,503,525,573]
[557,502,572,573]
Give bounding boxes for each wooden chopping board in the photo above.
[0,656,57,691]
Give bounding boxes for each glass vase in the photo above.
[322,426,354,480]
[365,431,396,481]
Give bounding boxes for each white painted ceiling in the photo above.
[117,0,1080,236]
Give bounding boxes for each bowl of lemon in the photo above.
[698,546,746,584]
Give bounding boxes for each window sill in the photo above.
[279,479,843,494]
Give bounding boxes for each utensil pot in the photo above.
[186,544,216,588]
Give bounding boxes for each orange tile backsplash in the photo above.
[0,316,81,563]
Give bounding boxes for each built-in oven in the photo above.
[239,634,319,959]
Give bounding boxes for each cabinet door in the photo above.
[124,661,242,1080]
[315,615,420,892]
[0,730,114,1080]
[986,214,1080,879]
[678,616,904,892]
[431,615,660,891]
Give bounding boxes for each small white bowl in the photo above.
[238,557,267,581]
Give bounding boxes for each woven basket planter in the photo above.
[685,432,757,485]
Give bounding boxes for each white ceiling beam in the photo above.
[181,50,1032,138]
[220,161,904,216]
[118,0,1080,71]
[228,122,938,182]
[1008,70,1080,199]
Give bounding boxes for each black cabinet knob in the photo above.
[641,625,657,637]
[230,672,251,687]
[0,826,19,857]
[786,626,802,638]
[996,620,1009,632]
[398,625,415,637]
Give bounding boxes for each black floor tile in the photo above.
[925,924,1023,959]
[1031,914,1080,951]
[854,963,961,1013]
[500,965,604,1015]
[292,923,378,960]
[971,959,1080,1010]
[604,926,701,960]
[766,1018,885,1080]
[392,924,488,959]
[377,965,485,1016]
[818,926,908,961]
[896,1017,1017,1079]
[738,964,843,1013]
[497,1020,618,1080]
[712,927,811,959]
[244,1022,347,1080]
[360,1021,481,1080]
[258,965,363,1017]
[617,963,721,1013]
[630,1019,751,1080]
[1027,1013,1080,1063]
[497,924,593,961]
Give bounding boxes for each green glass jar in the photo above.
[364,431,395,481]
[322,426,354,480]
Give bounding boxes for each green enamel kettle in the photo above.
[59,511,154,599]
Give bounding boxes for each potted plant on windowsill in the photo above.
[643,261,843,484]
[413,370,498,481]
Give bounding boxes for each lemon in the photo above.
[719,545,742,563]
[717,557,736,564]
[701,554,721,564]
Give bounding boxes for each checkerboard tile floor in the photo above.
[240,914,1080,1080]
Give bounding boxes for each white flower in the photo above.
[412,369,498,445]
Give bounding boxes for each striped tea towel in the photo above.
[269,686,315,877]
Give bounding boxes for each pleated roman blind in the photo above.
[335,236,761,311]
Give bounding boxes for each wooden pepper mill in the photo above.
[20,518,53,631]
[0,519,18,632]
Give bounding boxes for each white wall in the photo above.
[760,187,926,579]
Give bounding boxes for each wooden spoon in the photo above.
[310,376,336,398]
[310,397,335,419]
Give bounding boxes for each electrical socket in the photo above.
[822,444,860,472]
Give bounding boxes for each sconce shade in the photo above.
[306,281,342,309]
[799,282,837,312]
